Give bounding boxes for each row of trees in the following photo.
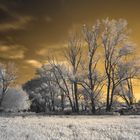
[23,18,140,113]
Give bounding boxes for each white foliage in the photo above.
[119,43,135,56]
[1,88,30,112]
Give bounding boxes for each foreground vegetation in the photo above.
[0,115,139,140]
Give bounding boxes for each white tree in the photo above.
[64,34,82,112]
[0,62,17,106]
[114,58,140,107]
[47,62,76,111]
[102,18,138,111]
[37,65,62,112]
[77,21,105,113]
[1,88,30,112]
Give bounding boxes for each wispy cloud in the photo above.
[0,44,26,59]
[25,60,42,68]
[0,5,33,32]
[0,16,33,32]
[36,43,67,56]
[36,47,48,56]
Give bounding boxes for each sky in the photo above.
[0,0,140,89]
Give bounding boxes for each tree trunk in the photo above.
[91,98,96,113]
[106,77,111,112]
[67,96,75,112]
[108,87,115,112]
[61,93,64,111]
[73,82,79,112]
[0,89,6,107]
[51,99,55,111]
[127,78,134,106]
[0,98,3,107]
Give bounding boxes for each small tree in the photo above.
[114,58,140,107]
[23,77,46,112]
[0,62,17,106]
[2,88,30,112]
[37,65,62,112]
[48,61,76,112]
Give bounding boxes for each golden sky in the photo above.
[0,0,140,99]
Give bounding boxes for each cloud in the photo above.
[45,16,52,23]
[0,16,33,32]
[36,43,67,56]
[36,48,48,56]
[25,60,42,68]
[0,45,9,51]
[0,44,26,60]
[0,4,33,32]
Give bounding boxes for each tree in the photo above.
[23,67,62,113]
[23,77,47,112]
[77,21,104,113]
[64,34,82,112]
[114,58,140,107]
[0,62,17,106]
[1,88,30,112]
[101,18,138,111]
[47,61,76,112]
[37,65,62,112]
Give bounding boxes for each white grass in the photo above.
[0,115,140,140]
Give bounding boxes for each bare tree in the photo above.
[43,61,76,112]
[114,58,140,107]
[64,34,82,112]
[101,18,138,111]
[115,81,135,107]
[77,21,104,113]
[0,62,17,106]
[78,62,105,113]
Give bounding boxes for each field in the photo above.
[0,115,140,140]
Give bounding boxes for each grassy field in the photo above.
[0,115,140,140]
